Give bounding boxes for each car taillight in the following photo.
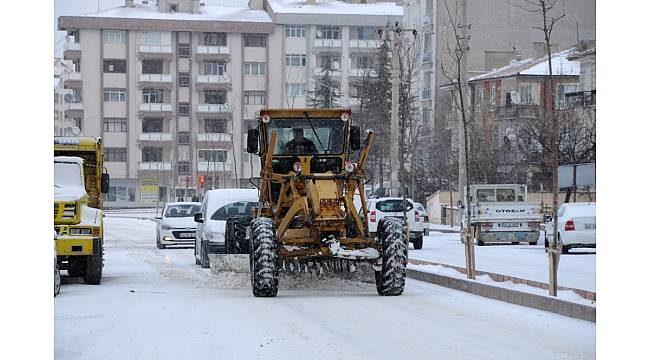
[370,211,376,222]
[565,219,575,231]
[415,211,420,222]
[528,222,539,230]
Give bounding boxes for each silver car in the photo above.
[156,202,201,249]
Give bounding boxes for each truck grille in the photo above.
[54,203,77,221]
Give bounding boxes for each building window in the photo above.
[103,59,126,73]
[142,60,163,74]
[316,26,340,40]
[285,25,306,38]
[354,27,376,40]
[243,91,266,105]
[104,147,127,162]
[489,85,496,111]
[178,44,190,58]
[178,132,190,145]
[142,118,163,133]
[204,90,226,104]
[422,108,432,122]
[103,117,127,132]
[244,33,267,47]
[355,55,374,69]
[205,118,227,133]
[556,83,578,109]
[178,102,190,115]
[107,185,135,202]
[141,31,162,45]
[474,87,483,112]
[142,89,163,103]
[285,83,306,97]
[244,62,266,76]
[177,161,190,175]
[103,30,126,44]
[142,147,163,162]
[198,149,228,162]
[74,118,83,131]
[203,32,227,46]
[520,83,534,105]
[178,72,190,87]
[103,88,127,102]
[204,61,226,75]
[319,53,340,68]
[285,54,307,67]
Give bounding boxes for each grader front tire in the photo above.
[250,217,278,298]
[375,217,407,296]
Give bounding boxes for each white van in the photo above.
[193,189,259,268]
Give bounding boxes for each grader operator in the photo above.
[222,109,408,297]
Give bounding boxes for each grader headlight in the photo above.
[344,161,357,173]
[293,161,302,173]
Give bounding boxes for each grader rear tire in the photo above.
[376,217,407,296]
[250,217,278,297]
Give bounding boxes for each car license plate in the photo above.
[178,232,194,238]
[584,223,596,230]
[501,223,520,228]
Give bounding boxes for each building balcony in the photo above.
[139,103,173,115]
[197,104,232,115]
[313,39,341,49]
[196,46,231,61]
[198,161,231,172]
[314,68,341,77]
[565,90,596,108]
[196,133,232,143]
[62,72,82,89]
[495,105,540,120]
[349,39,380,50]
[63,42,81,60]
[196,74,232,90]
[138,74,173,88]
[423,52,433,63]
[421,88,432,100]
[138,44,173,59]
[348,68,377,78]
[63,101,83,117]
[138,162,172,172]
[137,133,173,143]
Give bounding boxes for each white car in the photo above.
[156,202,201,249]
[545,202,596,253]
[413,202,429,236]
[193,189,259,268]
[366,197,424,249]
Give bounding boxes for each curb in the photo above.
[407,268,596,322]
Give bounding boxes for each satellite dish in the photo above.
[64,94,74,103]
[71,126,81,136]
[316,30,323,38]
[333,61,340,70]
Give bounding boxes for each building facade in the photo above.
[58,0,402,207]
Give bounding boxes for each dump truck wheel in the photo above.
[201,240,210,269]
[226,216,252,254]
[250,217,278,297]
[412,235,423,250]
[83,239,103,285]
[376,217,407,296]
[67,260,85,277]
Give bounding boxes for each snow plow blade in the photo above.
[209,254,250,274]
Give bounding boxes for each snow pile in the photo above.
[82,3,272,23]
[408,263,595,307]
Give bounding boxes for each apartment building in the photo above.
[58,0,402,207]
[54,58,81,136]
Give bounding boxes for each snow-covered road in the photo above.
[413,231,596,291]
[54,216,595,359]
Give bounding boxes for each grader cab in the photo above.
[224,109,407,297]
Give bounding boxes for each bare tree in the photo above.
[440,0,476,279]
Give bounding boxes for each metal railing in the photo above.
[196,133,232,142]
[138,133,173,142]
[139,74,173,83]
[197,104,232,113]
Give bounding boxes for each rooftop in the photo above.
[468,48,580,82]
[266,0,403,16]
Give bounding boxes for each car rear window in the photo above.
[164,204,200,218]
[566,204,596,217]
[376,200,412,212]
[211,201,259,220]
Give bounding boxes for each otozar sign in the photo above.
[495,209,526,213]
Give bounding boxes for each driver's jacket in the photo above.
[285,138,318,155]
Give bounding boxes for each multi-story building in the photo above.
[58,0,402,207]
[54,58,82,136]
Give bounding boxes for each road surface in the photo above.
[54,216,595,359]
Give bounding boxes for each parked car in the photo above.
[545,202,596,254]
[366,197,424,249]
[193,189,259,268]
[413,202,429,236]
[155,202,201,249]
[54,231,61,297]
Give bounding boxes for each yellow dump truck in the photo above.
[54,137,109,284]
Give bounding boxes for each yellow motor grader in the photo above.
[224,108,407,297]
